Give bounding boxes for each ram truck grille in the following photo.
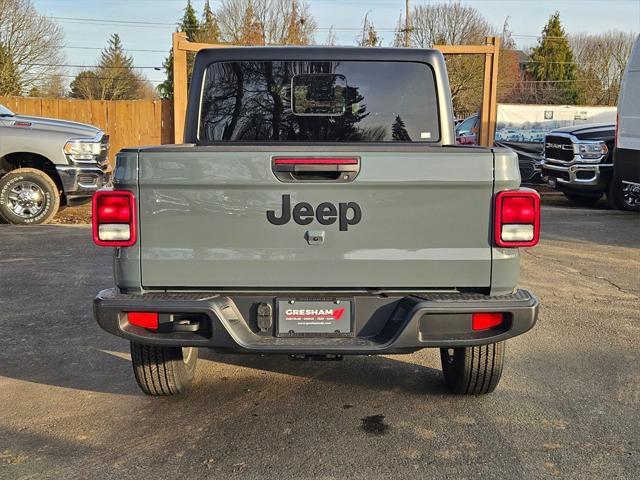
[544,135,574,163]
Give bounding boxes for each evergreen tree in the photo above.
[391,116,411,141]
[182,0,199,41]
[96,33,142,100]
[238,4,265,45]
[69,34,152,100]
[158,0,201,99]
[527,12,581,104]
[0,42,21,96]
[196,0,221,43]
[283,1,307,45]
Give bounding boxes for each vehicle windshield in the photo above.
[456,115,477,136]
[0,104,15,117]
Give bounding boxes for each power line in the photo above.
[16,62,163,70]
[52,73,165,84]
[59,45,167,53]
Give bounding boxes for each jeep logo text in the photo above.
[267,194,362,231]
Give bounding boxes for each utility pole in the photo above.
[404,0,411,47]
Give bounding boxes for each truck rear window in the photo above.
[198,61,440,143]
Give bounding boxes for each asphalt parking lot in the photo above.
[0,199,638,479]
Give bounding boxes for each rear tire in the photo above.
[440,342,505,395]
[130,342,198,396]
[563,192,601,206]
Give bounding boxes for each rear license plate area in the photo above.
[276,299,353,337]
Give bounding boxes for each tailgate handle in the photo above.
[273,157,360,183]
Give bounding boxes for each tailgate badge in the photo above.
[267,194,362,231]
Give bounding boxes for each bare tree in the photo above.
[217,0,316,45]
[28,74,66,98]
[498,17,527,103]
[357,13,381,47]
[571,31,636,105]
[0,0,65,95]
[409,1,492,47]
[395,1,493,116]
[324,26,338,46]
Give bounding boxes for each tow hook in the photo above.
[172,318,201,333]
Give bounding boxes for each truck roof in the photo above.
[193,45,444,63]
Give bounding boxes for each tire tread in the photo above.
[130,343,197,396]
[440,342,505,395]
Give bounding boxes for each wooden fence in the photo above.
[0,97,174,163]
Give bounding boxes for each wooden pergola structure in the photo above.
[171,32,500,146]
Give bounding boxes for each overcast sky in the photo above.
[34,0,640,86]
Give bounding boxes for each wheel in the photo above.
[0,168,60,224]
[563,192,602,206]
[440,342,505,395]
[607,178,640,212]
[130,342,198,396]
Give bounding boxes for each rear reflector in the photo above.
[472,313,503,331]
[495,190,540,247]
[127,312,158,330]
[92,190,136,247]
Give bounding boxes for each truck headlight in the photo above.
[64,139,103,162]
[574,141,607,161]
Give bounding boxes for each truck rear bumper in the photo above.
[94,289,539,354]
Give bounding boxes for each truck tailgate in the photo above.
[138,147,494,289]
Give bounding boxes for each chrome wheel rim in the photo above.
[622,183,640,208]
[6,181,46,218]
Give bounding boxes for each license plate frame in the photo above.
[276,298,354,337]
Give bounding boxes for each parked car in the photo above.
[541,124,617,206]
[457,114,542,183]
[0,104,110,224]
[455,114,478,145]
[612,34,640,211]
[93,47,540,397]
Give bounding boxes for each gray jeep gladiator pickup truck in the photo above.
[0,104,110,224]
[93,47,540,396]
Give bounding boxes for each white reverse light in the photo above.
[501,224,534,242]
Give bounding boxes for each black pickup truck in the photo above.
[541,124,619,206]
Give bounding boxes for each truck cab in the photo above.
[92,47,540,397]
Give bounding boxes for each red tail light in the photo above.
[127,312,158,330]
[92,190,136,247]
[494,190,540,247]
[472,313,503,331]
